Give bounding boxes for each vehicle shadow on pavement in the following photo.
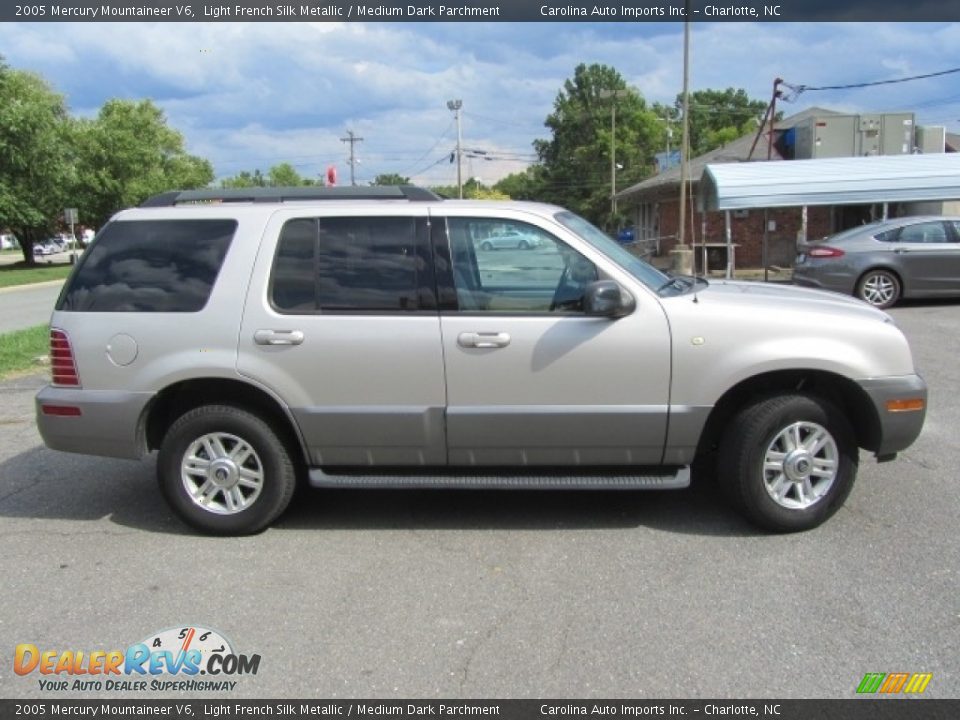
[273,481,760,537]
[0,447,763,537]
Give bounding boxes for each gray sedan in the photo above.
[793,216,960,308]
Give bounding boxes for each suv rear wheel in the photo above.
[718,394,858,532]
[158,405,296,535]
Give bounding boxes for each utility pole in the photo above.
[340,130,363,186]
[611,101,617,218]
[447,99,463,198]
[599,89,626,223]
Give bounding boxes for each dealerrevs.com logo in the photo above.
[14,626,261,693]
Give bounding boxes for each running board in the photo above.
[308,467,690,490]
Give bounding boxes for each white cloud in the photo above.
[1,21,957,186]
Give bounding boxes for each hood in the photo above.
[697,280,892,323]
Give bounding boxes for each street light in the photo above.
[447,99,463,199]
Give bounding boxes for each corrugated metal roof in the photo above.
[700,153,960,211]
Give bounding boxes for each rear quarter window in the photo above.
[58,219,237,312]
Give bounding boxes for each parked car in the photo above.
[33,242,58,256]
[475,228,542,250]
[793,216,960,309]
[1,233,19,250]
[36,186,926,535]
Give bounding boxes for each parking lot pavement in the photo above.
[0,300,957,700]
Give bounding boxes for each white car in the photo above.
[475,228,542,251]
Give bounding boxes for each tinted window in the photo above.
[271,216,430,312]
[448,217,597,313]
[58,219,236,312]
[899,221,948,244]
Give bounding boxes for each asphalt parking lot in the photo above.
[0,299,957,700]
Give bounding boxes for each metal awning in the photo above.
[700,153,960,211]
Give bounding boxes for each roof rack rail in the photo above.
[140,185,441,207]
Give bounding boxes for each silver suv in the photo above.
[36,187,927,535]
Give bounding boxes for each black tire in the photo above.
[855,269,901,309]
[480,241,493,251]
[518,240,529,250]
[718,394,858,533]
[158,405,297,535]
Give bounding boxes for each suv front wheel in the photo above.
[158,405,297,535]
[718,394,858,532]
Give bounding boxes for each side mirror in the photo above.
[584,280,635,318]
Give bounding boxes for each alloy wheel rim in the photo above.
[761,421,838,510]
[181,432,264,515]
[862,274,895,306]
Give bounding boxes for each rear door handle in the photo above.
[254,329,304,346]
[458,332,511,349]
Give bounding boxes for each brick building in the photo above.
[615,107,959,269]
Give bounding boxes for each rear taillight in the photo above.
[50,329,80,387]
[808,246,845,258]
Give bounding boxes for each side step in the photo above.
[308,467,690,490]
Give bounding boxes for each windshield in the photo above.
[554,211,671,291]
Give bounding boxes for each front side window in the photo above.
[271,216,430,313]
[447,217,597,313]
[58,219,236,312]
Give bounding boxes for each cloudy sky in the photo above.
[2,21,959,187]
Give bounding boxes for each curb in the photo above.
[0,279,65,295]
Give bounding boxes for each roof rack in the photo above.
[140,185,441,207]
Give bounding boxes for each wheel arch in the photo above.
[141,378,308,465]
[695,369,882,459]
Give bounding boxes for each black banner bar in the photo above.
[4,0,960,23]
[1,700,959,720]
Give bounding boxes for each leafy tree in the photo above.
[268,162,315,187]
[220,163,316,189]
[429,178,509,200]
[73,99,213,229]
[534,63,661,228]
[493,168,545,201]
[654,87,771,157]
[371,173,411,186]
[221,170,267,188]
[0,58,75,263]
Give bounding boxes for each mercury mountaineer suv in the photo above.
[36,186,927,535]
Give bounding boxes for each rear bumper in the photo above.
[35,386,154,460]
[857,375,927,457]
[792,265,857,295]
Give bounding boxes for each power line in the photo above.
[782,66,960,97]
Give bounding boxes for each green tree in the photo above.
[654,87,771,157]
[74,99,213,228]
[493,168,545,201]
[535,63,661,228]
[268,162,315,187]
[0,58,75,264]
[220,163,316,189]
[371,173,411,186]
[220,169,267,188]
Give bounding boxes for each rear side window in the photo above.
[271,216,433,313]
[58,219,236,312]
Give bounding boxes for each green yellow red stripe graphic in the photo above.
[857,672,932,694]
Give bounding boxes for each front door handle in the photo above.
[254,329,304,346]
[458,331,511,349]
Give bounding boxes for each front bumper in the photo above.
[36,386,154,460]
[857,375,927,457]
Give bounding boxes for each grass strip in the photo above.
[0,325,49,379]
[0,262,72,289]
